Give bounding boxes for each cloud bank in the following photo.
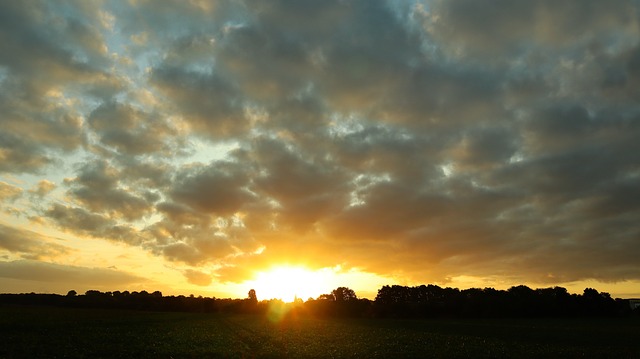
[1,1,639,289]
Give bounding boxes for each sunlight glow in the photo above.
[246,266,331,302]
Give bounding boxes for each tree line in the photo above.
[372,285,633,318]
[1,284,637,318]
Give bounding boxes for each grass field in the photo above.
[1,304,638,358]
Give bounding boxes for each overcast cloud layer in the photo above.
[1,0,639,291]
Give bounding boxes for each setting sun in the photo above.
[245,266,331,302]
[1,0,639,313]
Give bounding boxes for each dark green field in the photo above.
[1,304,638,358]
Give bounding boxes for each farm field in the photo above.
[1,304,638,358]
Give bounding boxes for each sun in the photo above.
[246,266,330,302]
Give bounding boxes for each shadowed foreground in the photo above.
[1,305,638,358]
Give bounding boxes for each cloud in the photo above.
[0,223,70,260]
[0,96,86,173]
[143,199,255,266]
[0,260,144,287]
[247,137,350,232]
[0,182,23,202]
[184,269,212,286]
[44,204,142,246]
[170,160,254,216]
[2,0,640,292]
[123,0,640,285]
[28,180,56,198]
[64,160,153,221]
[86,101,181,156]
[150,65,248,139]
[0,2,113,174]
[424,0,639,59]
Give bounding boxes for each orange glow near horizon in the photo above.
[244,266,332,302]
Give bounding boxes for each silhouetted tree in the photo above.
[85,290,101,297]
[375,285,410,304]
[244,289,257,309]
[507,285,537,316]
[306,287,367,317]
[332,287,357,302]
[248,289,257,302]
[581,287,617,316]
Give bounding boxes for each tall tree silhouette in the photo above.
[247,289,257,303]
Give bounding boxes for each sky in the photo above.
[1,0,640,301]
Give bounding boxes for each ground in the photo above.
[1,304,638,358]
